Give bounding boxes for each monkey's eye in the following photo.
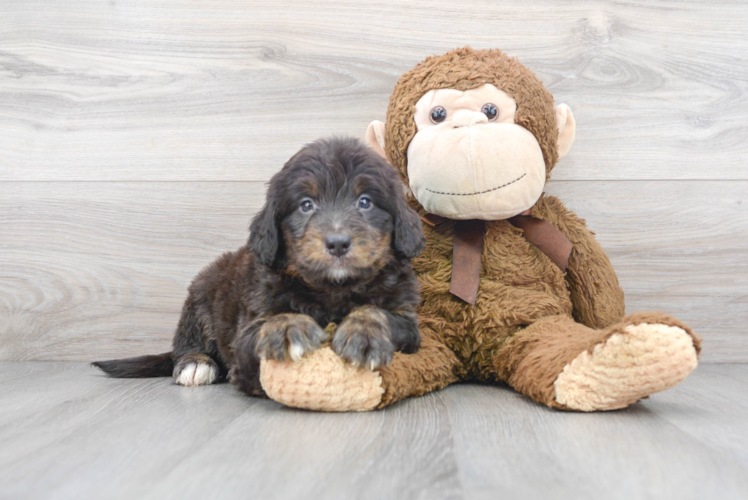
[300,198,315,213]
[430,106,447,124]
[481,103,498,121]
[357,195,373,210]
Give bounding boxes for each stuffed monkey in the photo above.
[259,47,701,412]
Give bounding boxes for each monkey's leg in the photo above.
[260,326,462,412]
[491,313,701,411]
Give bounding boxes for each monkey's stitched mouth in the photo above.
[424,173,526,196]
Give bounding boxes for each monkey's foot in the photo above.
[554,322,698,411]
[260,346,384,412]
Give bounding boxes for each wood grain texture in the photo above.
[1,0,747,181]
[1,362,747,499]
[1,180,745,362]
[1,0,747,362]
[0,182,261,361]
[546,180,748,362]
[442,367,748,500]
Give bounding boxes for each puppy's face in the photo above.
[248,138,425,286]
[282,174,394,283]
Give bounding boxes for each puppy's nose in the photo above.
[325,233,352,257]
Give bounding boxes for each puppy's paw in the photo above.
[332,306,393,370]
[173,354,218,387]
[256,313,327,362]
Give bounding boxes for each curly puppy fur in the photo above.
[93,137,425,397]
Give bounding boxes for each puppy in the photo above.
[93,137,425,397]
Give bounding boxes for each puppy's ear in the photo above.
[248,197,280,267]
[393,193,425,258]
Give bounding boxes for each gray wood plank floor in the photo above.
[1,362,747,500]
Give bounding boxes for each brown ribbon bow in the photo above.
[421,211,573,305]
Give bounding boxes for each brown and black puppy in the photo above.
[93,137,425,397]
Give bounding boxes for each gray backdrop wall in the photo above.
[1,0,746,362]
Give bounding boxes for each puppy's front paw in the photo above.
[256,313,327,362]
[332,306,393,370]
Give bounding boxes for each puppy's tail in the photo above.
[92,352,173,378]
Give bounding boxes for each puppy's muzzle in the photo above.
[325,233,352,257]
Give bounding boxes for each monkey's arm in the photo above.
[534,194,625,329]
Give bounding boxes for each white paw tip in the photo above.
[288,343,305,362]
[176,362,217,386]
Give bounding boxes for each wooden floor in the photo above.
[1,362,746,499]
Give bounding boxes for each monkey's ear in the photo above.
[555,104,576,159]
[248,198,280,267]
[393,195,426,258]
[365,120,388,159]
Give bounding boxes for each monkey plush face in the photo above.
[366,47,576,221]
[407,83,546,219]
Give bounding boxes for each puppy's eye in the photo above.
[300,198,315,213]
[430,106,447,124]
[357,196,372,210]
[481,103,498,121]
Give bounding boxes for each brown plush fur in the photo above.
[366,47,701,409]
[495,311,700,409]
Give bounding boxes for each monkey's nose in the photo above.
[451,110,488,128]
[325,233,352,257]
